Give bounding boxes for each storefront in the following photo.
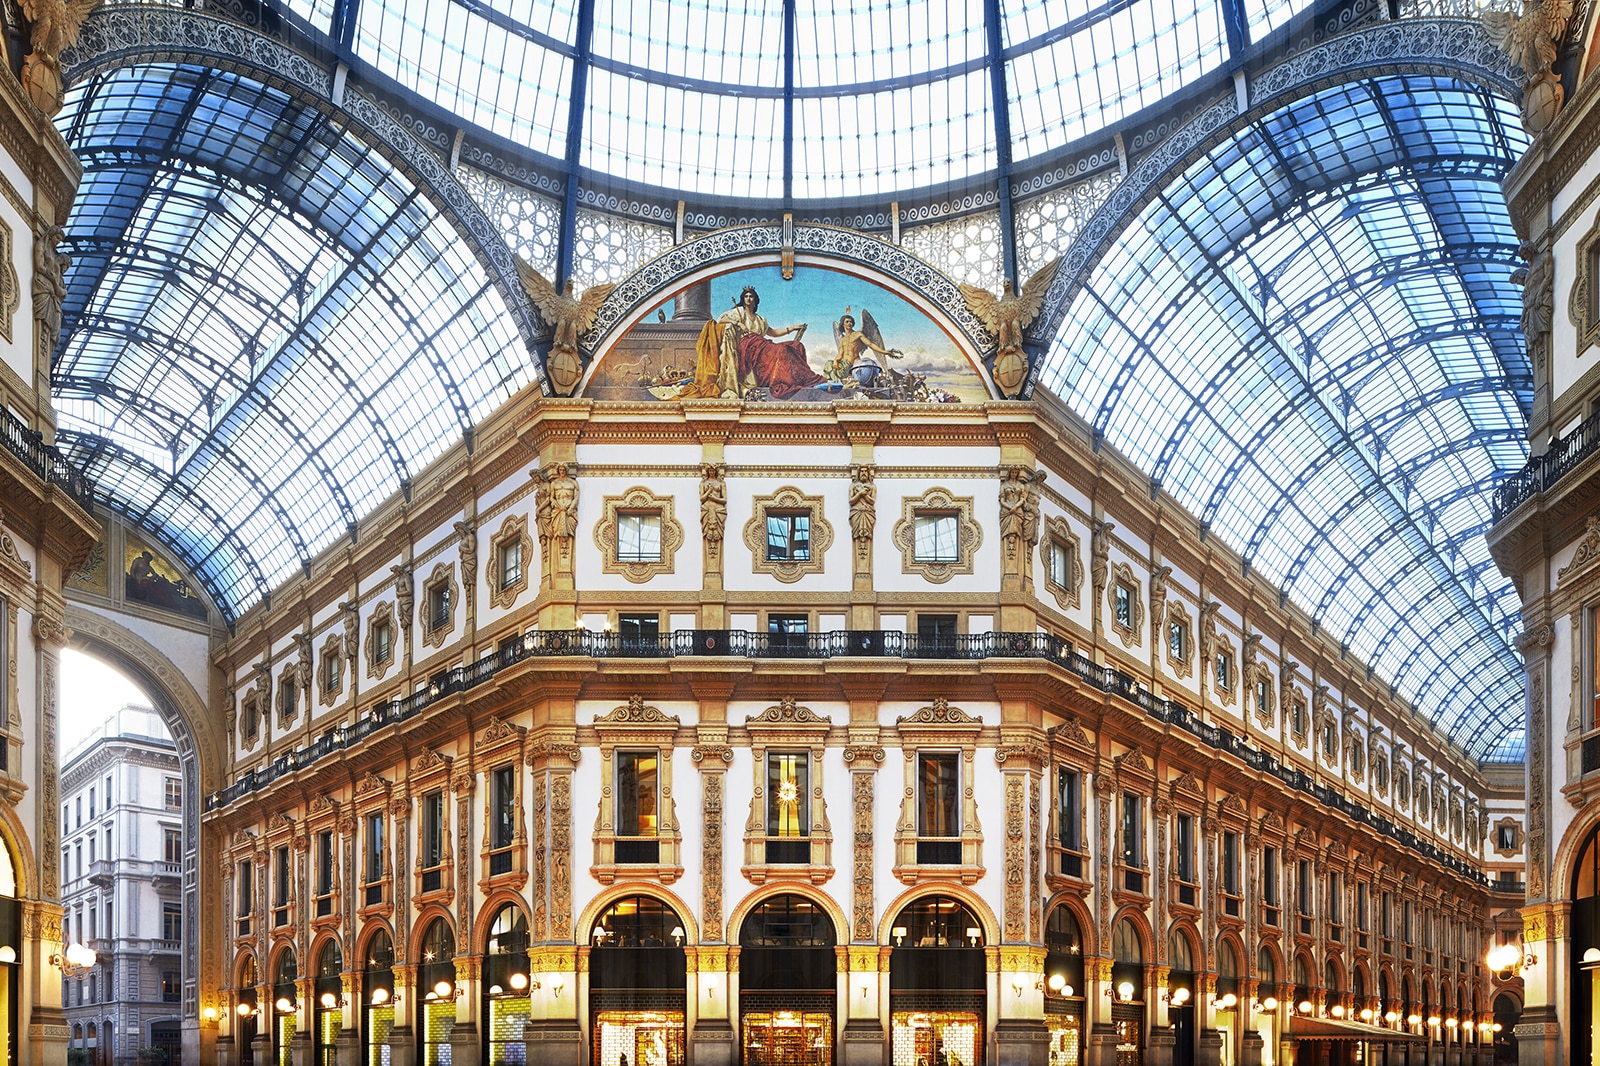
[238,954,260,1066]
[483,904,532,1066]
[1166,932,1195,1066]
[1108,919,1144,1066]
[417,919,459,1066]
[272,948,298,1066]
[888,896,987,1066]
[589,895,688,1066]
[1044,907,1086,1066]
[737,894,836,1065]
[313,940,343,1066]
[361,930,395,1066]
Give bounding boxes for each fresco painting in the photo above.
[584,266,989,403]
[125,533,207,620]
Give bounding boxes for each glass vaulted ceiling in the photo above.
[50,0,1532,761]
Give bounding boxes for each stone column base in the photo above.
[1240,1027,1264,1066]
[523,1020,582,1066]
[840,1017,885,1066]
[994,1017,1051,1066]
[1197,1026,1224,1066]
[1088,1023,1122,1066]
[689,1018,736,1066]
[1144,1023,1176,1066]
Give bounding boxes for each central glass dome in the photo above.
[278,0,1312,205]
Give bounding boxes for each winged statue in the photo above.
[18,0,103,114]
[514,258,615,397]
[1481,0,1576,131]
[959,257,1060,399]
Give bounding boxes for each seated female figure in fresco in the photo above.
[682,286,825,399]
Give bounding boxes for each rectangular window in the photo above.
[1592,604,1600,729]
[1356,881,1369,932]
[1323,721,1338,760]
[76,796,82,828]
[766,752,809,864]
[917,614,958,650]
[237,859,253,931]
[162,903,181,942]
[1223,832,1240,896]
[1382,891,1393,937]
[1403,900,1414,944]
[618,613,660,651]
[162,970,181,1004]
[1297,859,1312,916]
[1114,583,1133,629]
[88,787,95,818]
[1121,794,1143,868]
[1057,768,1082,854]
[422,791,445,869]
[279,677,298,720]
[315,831,334,915]
[1498,824,1517,850]
[766,511,811,562]
[917,752,961,864]
[616,752,660,864]
[427,582,450,630]
[913,512,959,563]
[1328,871,1343,926]
[364,812,384,892]
[618,512,663,563]
[768,613,809,653]
[1257,678,1271,718]
[498,539,523,589]
[1169,621,1186,661]
[163,828,181,864]
[273,845,290,926]
[1263,846,1279,907]
[1175,813,1195,883]
[1292,698,1307,735]
[323,651,342,694]
[165,777,182,809]
[1048,539,1070,588]
[373,621,393,663]
[88,836,95,865]
[490,765,516,874]
[1215,652,1232,690]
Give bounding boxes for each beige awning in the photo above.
[1288,1016,1427,1043]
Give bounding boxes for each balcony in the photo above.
[0,409,95,511]
[1493,406,1600,520]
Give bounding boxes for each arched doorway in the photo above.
[1573,824,1600,1064]
[1491,993,1519,1064]
[737,894,836,1065]
[1043,905,1086,1066]
[1214,937,1240,1066]
[272,947,298,1066]
[482,903,531,1065]
[417,918,458,1066]
[313,939,342,1066]
[236,953,259,1066]
[589,895,688,1066]
[1167,928,1196,1066]
[888,895,987,1066]
[1110,918,1144,1065]
[360,929,395,1066]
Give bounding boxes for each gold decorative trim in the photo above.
[239,688,262,752]
[742,485,833,583]
[420,561,459,649]
[1107,561,1143,649]
[486,513,534,609]
[891,486,980,584]
[1038,515,1083,611]
[593,485,684,583]
[741,696,834,885]
[317,634,343,708]
[0,215,15,343]
[1164,600,1193,678]
[365,601,396,681]
[1492,816,1524,858]
[1560,516,1600,580]
[590,695,684,884]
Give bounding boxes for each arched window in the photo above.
[483,904,531,1066]
[313,940,342,1066]
[417,919,457,1066]
[1257,945,1277,997]
[1044,906,1085,997]
[737,895,836,1066]
[272,948,298,1066]
[362,930,396,1066]
[1324,959,1341,1011]
[889,897,988,1066]
[1216,938,1239,999]
[1169,929,1193,975]
[589,896,687,1066]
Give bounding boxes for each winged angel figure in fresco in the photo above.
[959,258,1059,399]
[1480,0,1576,132]
[515,258,616,397]
[19,0,103,114]
[827,307,903,387]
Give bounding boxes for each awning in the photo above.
[1288,1017,1427,1043]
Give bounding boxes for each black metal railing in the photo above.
[0,409,95,510]
[1493,407,1600,520]
[206,626,1489,885]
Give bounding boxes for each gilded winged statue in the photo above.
[514,258,615,397]
[1481,0,1576,131]
[959,258,1060,399]
[19,0,103,114]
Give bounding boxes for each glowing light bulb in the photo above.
[1117,981,1135,1002]
[509,972,529,991]
[1261,997,1278,1012]
[1219,993,1237,1009]
[434,980,452,998]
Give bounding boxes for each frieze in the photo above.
[994,743,1050,767]
[527,740,581,765]
[1559,518,1600,580]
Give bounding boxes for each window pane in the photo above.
[767,753,808,838]
[618,513,662,562]
[492,766,516,849]
[918,753,959,837]
[617,752,658,837]
[914,513,959,562]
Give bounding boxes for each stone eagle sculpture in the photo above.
[1481,0,1576,132]
[514,258,615,397]
[959,257,1060,399]
[19,0,103,114]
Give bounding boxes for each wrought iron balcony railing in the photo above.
[0,408,95,511]
[1492,407,1600,520]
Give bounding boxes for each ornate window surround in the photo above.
[353,772,394,922]
[1045,716,1094,894]
[590,695,684,885]
[1107,561,1144,648]
[477,717,528,892]
[410,749,456,908]
[487,514,534,608]
[304,794,341,933]
[1165,600,1193,678]
[421,561,459,649]
[891,486,981,584]
[1039,515,1084,611]
[1213,635,1237,706]
[317,634,344,708]
[366,601,396,680]
[1285,684,1309,746]
[892,698,985,885]
[592,486,685,583]
[275,663,299,728]
[1492,816,1524,857]
[239,687,262,752]
[1370,743,1390,797]
[1346,729,1366,784]
[1571,211,1600,356]
[742,486,834,583]
[740,696,834,885]
[1251,661,1275,729]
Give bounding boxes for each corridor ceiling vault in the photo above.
[50,0,1532,762]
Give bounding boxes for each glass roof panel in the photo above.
[53,64,529,622]
[1037,75,1531,761]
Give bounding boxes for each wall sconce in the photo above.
[1112,981,1135,1002]
[1217,993,1237,1010]
[236,1002,256,1019]
[859,978,871,1000]
[670,926,685,947]
[1360,1008,1374,1021]
[1010,973,1027,997]
[425,980,464,1002]
[1047,974,1073,997]
[1330,1004,1345,1018]
[202,1007,218,1024]
[0,946,15,964]
[1257,997,1278,1013]
[370,987,401,1007]
[1426,1016,1442,1028]
[1298,1001,1315,1015]
[1444,1017,1459,1029]
[592,926,607,945]
[274,997,295,1014]
[551,975,565,996]
[1162,987,1190,1006]
[1486,943,1535,980]
[318,992,348,1010]
[891,926,907,946]
[1385,1011,1399,1023]
[52,942,97,979]
[1407,1014,1422,1026]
